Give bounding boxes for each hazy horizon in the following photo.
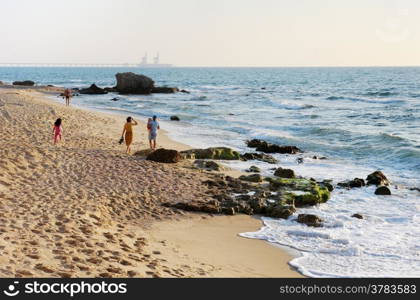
[1,0,419,67]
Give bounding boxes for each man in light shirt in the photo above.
[148,115,160,150]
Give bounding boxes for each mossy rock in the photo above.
[293,187,330,207]
[181,147,241,160]
[268,178,331,207]
[268,178,316,191]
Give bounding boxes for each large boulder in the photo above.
[240,152,278,164]
[274,167,295,178]
[181,147,241,160]
[146,148,181,163]
[246,139,302,154]
[170,116,180,121]
[151,87,179,94]
[297,214,323,227]
[366,171,389,186]
[13,80,35,86]
[115,72,155,94]
[79,84,108,94]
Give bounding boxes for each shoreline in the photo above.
[147,214,302,278]
[0,85,302,278]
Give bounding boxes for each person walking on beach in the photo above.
[148,115,160,150]
[63,88,72,106]
[52,118,63,144]
[121,116,138,154]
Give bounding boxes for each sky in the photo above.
[0,0,419,67]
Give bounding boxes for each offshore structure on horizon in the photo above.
[0,52,173,67]
[138,52,172,68]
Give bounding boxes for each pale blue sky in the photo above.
[0,0,419,66]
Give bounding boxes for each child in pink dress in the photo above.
[53,118,62,144]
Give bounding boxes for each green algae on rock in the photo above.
[267,178,331,207]
[181,147,241,160]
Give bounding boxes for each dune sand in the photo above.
[0,86,301,278]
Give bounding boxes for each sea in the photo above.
[1,66,419,277]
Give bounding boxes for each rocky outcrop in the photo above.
[366,171,389,186]
[352,213,364,219]
[194,160,223,171]
[239,174,263,183]
[165,173,331,220]
[274,167,295,178]
[115,72,155,94]
[170,116,180,121]
[246,139,302,154]
[79,84,108,94]
[151,87,179,94]
[375,186,391,195]
[146,148,181,163]
[13,80,35,86]
[338,178,365,188]
[181,147,241,160]
[297,214,323,227]
[240,152,278,164]
[180,89,190,94]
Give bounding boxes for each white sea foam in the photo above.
[240,186,420,277]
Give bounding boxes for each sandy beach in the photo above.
[0,86,301,278]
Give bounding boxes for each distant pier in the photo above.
[0,63,148,67]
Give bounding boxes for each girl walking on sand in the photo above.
[121,116,138,154]
[53,118,63,144]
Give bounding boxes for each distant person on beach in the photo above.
[63,88,72,106]
[121,116,138,154]
[53,118,62,144]
[148,115,160,150]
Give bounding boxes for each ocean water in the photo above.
[1,67,419,277]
